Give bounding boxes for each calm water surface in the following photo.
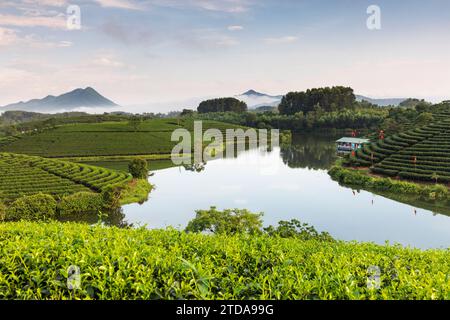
[123,135,450,249]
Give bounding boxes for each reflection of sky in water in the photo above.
[123,145,450,249]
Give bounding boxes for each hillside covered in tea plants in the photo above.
[353,107,450,184]
[0,118,244,158]
[0,221,448,300]
[0,152,131,203]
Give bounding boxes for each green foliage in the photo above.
[0,119,244,157]
[355,115,450,186]
[0,202,5,221]
[57,192,103,216]
[128,116,142,132]
[119,179,153,205]
[128,158,148,179]
[5,193,57,221]
[195,108,386,132]
[0,153,131,203]
[185,207,263,235]
[329,166,449,202]
[0,221,449,299]
[264,219,334,241]
[198,98,247,114]
[180,109,195,117]
[278,86,356,115]
[101,185,125,210]
[416,112,434,125]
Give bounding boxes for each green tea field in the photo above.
[0,153,131,203]
[0,119,244,158]
[354,111,450,184]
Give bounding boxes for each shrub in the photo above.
[58,192,103,216]
[1,221,449,299]
[264,219,334,242]
[421,184,449,201]
[128,158,148,179]
[102,185,125,210]
[185,207,263,235]
[0,202,5,221]
[6,193,57,221]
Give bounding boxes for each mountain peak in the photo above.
[0,87,118,113]
[242,89,265,96]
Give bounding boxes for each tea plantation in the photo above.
[0,153,131,203]
[354,111,450,184]
[0,221,448,300]
[0,119,245,158]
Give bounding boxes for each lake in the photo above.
[122,135,450,249]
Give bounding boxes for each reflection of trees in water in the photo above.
[183,162,207,172]
[58,208,133,228]
[280,135,338,170]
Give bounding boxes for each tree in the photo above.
[197,98,247,113]
[245,112,257,126]
[128,158,148,179]
[101,185,125,210]
[278,86,356,115]
[185,207,263,234]
[415,112,434,126]
[264,219,334,241]
[180,109,195,117]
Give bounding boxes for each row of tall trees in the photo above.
[197,98,247,114]
[278,86,356,115]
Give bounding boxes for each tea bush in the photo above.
[0,202,5,221]
[0,221,448,300]
[5,193,57,221]
[58,192,103,216]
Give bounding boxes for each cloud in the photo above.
[177,28,240,49]
[0,26,73,48]
[94,0,141,10]
[228,25,243,31]
[0,27,19,46]
[264,36,298,44]
[22,0,67,6]
[101,19,155,45]
[0,13,66,29]
[92,55,125,68]
[147,0,253,13]
[57,40,72,47]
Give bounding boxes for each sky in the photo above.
[0,0,450,111]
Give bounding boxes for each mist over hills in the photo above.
[355,95,407,107]
[0,87,413,114]
[0,87,118,113]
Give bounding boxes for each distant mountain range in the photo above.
[235,90,284,109]
[236,90,408,109]
[0,87,411,114]
[355,95,407,107]
[0,87,118,113]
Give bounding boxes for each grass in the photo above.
[0,221,448,300]
[119,179,153,205]
[0,119,246,158]
[0,152,132,203]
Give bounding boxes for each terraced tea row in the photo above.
[354,116,450,184]
[0,119,245,157]
[0,153,132,202]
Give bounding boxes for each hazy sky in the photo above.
[1,0,449,109]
